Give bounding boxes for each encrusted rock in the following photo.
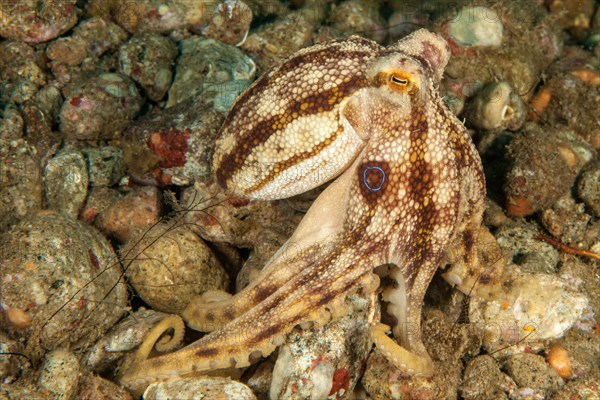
[201,0,253,46]
[59,73,143,140]
[495,221,560,274]
[577,161,600,217]
[330,0,387,43]
[541,194,593,247]
[122,222,229,314]
[505,123,594,216]
[38,349,81,399]
[83,308,170,374]
[143,377,257,400]
[44,150,89,218]
[96,186,162,243]
[0,0,78,43]
[504,353,563,396]
[47,17,128,67]
[460,355,515,400]
[166,37,255,111]
[0,41,47,104]
[0,211,128,361]
[241,10,316,71]
[122,98,224,185]
[118,33,178,102]
[270,295,372,399]
[82,146,126,188]
[0,137,43,231]
[469,262,589,358]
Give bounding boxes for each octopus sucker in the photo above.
[120,29,487,395]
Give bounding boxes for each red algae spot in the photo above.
[147,129,191,168]
[204,214,219,226]
[89,249,100,271]
[329,368,350,397]
[228,196,250,208]
[310,356,330,370]
[81,206,98,223]
[70,94,84,106]
[147,9,162,19]
[77,297,88,309]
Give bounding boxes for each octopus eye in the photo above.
[382,70,418,95]
[390,75,408,85]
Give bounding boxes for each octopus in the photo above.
[119,29,487,394]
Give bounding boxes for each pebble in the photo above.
[96,186,162,243]
[330,0,388,43]
[77,374,134,400]
[82,146,126,188]
[245,360,275,399]
[0,41,47,104]
[59,73,143,140]
[504,123,594,216]
[0,0,78,43]
[0,103,25,143]
[47,17,128,67]
[449,6,503,47]
[18,102,54,156]
[241,10,316,71]
[112,0,216,35]
[34,84,64,120]
[0,332,22,383]
[43,150,89,218]
[144,377,257,400]
[534,53,600,148]
[80,186,121,224]
[118,33,178,102]
[494,221,560,274]
[504,353,563,395]
[0,211,128,361]
[83,308,170,374]
[460,355,515,400]
[0,139,43,231]
[38,349,81,399]
[550,369,600,400]
[540,194,593,247]
[166,37,255,111]
[577,161,600,217]
[201,0,253,46]
[122,222,229,314]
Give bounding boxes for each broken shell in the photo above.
[466,82,526,131]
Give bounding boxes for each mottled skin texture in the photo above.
[120,29,486,393]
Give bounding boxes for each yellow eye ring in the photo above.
[377,70,418,95]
